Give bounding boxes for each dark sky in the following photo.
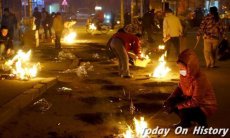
[68,0,123,12]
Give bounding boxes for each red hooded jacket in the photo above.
[112,32,141,57]
[171,49,217,116]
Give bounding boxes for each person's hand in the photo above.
[196,36,201,41]
[6,49,11,55]
[163,104,176,114]
[163,100,176,114]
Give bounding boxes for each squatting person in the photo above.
[163,49,217,128]
[107,28,142,78]
[0,26,14,60]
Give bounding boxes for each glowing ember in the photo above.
[158,44,165,50]
[152,51,171,78]
[123,117,148,138]
[134,53,151,67]
[89,23,97,30]
[4,50,40,80]
[63,32,77,44]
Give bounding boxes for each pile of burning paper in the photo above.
[123,117,149,138]
[1,50,40,80]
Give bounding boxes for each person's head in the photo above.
[209,6,219,22]
[117,28,126,33]
[56,12,61,16]
[165,8,173,14]
[34,7,38,12]
[150,9,155,13]
[177,49,200,77]
[1,26,9,37]
[4,8,10,15]
[135,33,142,38]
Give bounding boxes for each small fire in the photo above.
[158,44,165,50]
[123,117,148,138]
[63,32,77,44]
[134,53,151,67]
[152,51,171,78]
[89,23,97,30]
[4,50,40,80]
[123,126,133,138]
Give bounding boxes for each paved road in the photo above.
[0,24,229,138]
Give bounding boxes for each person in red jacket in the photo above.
[108,28,142,78]
[163,49,217,128]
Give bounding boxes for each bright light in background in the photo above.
[95,6,102,11]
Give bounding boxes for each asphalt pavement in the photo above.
[0,24,229,138]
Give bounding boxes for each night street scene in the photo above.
[0,0,230,137]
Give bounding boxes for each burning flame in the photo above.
[134,53,151,67]
[158,44,165,50]
[123,117,148,138]
[63,32,77,44]
[152,51,171,78]
[123,126,133,138]
[4,50,40,80]
[89,23,97,30]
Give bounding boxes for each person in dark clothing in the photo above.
[53,12,64,49]
[110,11,116,29]
[124,12,131,26]
[0,26,13,59]
[1,8,17,40]
[41,8,50,39]
[142,9,155,43]
[33,7,41,31]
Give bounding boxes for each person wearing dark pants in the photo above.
[54,31,62,49]
[163,9,183,61]
[52,12,64,49]
[163,49,217,128]
[166,37,180,60]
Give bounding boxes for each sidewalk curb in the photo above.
[0,77,58,126]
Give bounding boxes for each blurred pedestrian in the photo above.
[142,9,155,43]
[1,8,17,40]
[197,6,227,68]
[107,28,142,78]
[0,26,14,60]
[110,11,116,29]
[32,7,41,31]
[41,8,50,40]
[53,12,64,49]
[163,49,217,128]
[163,9,183,61]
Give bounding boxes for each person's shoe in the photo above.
[210,65,218,69]
[172,121,191,128]
[121,75,133,78]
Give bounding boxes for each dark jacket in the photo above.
[0,33,13,50]
[142,11,155,28]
